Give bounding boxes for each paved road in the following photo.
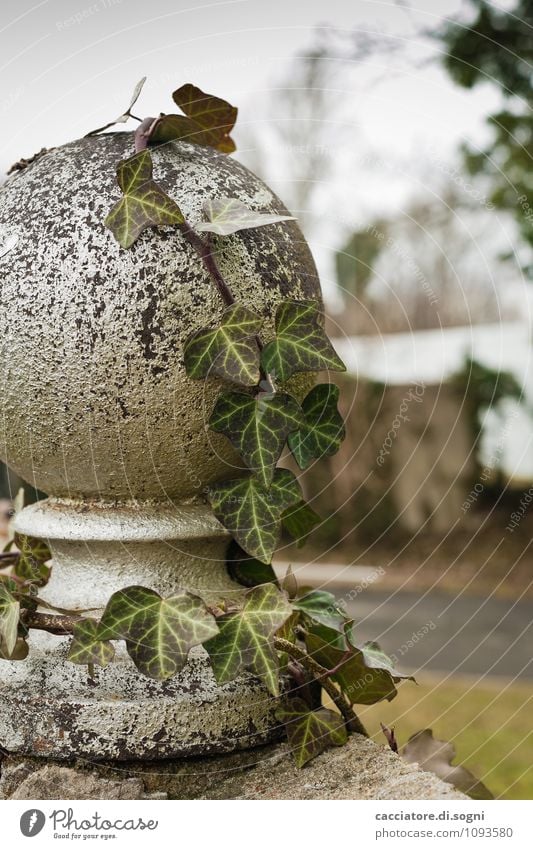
[337,586,533,680]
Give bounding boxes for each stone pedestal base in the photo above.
[0,736,466,800]
[0,498,284,760]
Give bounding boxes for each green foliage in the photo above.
[67,618,115,668]
[288,383,345,469]
[105,150,184,248]
[11,533,51,585]
[305,623,411,706]
[441,1,533,274]
[204,583,292,695]
[151,84,237,153]
[292,589,347,632]
[209,390,303,487]
[276,697,348,767]
[226,541,279,587]
[99,585,218,680]
[184,305,262,386]
[195,197,295,236]
[261,300,346,382]
[208,468,302,563]
[281,500,321,547]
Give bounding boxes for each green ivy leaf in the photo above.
[293,589,347,632]
[99,585,218,680]
[281,500,321,547]
[276,697,347,767]
[209,390,303,487]
[67,618,115,668]
[288,384,345,469]
[208,468,302,563]
[105,150,184,249]
[261,301,346,382]
[195,198,295,236]
[305,624,410,705]
[204,583,292,695]
[184,305,262,387]
[151,84,237,153]
[226,541,278,587]
[0,581,20,656]
[13,533,51,585]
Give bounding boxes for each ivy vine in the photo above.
[0,81,415,770]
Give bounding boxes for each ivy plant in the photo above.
[0,79,446,777]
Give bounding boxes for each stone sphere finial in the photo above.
[0,134,320,502]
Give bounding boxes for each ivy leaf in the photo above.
[208,468,302,563]
[293,590,347,632]
[105,150,184,249]
[276,697,347,767]
[67,618,115,669]
[261,301,346,382]
[152,84,237,153]
[282,500,321,547]
[226,541,278,587]
[195,198,295,236]
[403,730,493,800]
[209,390,303,487]
[204,583,292,695]
[86,76,147,135]
[305,624,409,705]
[13,533,51,585]
[288,384,345,469]
[0,637,29,661]
[99,585,218,680]
[0,582,20,656]
[184,305,261,387]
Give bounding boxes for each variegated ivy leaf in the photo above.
[0,581,20,656]
[184,305,262,387]
[195,198,295,236]
[281,500,321,548]
[261,301,346,382]
[105,150,184,249]
[276,697,347,768]
[226,541,278,588]
[305,623,412,706]
[12,533,51,585]
[204,583,292,695]
[208,468,302,563]
[67,618,115,668]
[209,390,303,487]
[288,384,345,469]
[151,84,237,153]
[86,76,147,135]
[99,585,218,680]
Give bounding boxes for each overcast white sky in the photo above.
[1,0,523,309]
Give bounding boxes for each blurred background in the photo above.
[1,0,532,798]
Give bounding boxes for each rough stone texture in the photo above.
[0,133,320,500]
[0,134,320,760]
[0,736,466,800]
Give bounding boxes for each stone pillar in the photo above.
[0,134,321,759]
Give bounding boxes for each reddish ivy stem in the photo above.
[273,636,369,737]
[179,221,235,307]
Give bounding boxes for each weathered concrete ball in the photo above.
[0,134,321,500]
